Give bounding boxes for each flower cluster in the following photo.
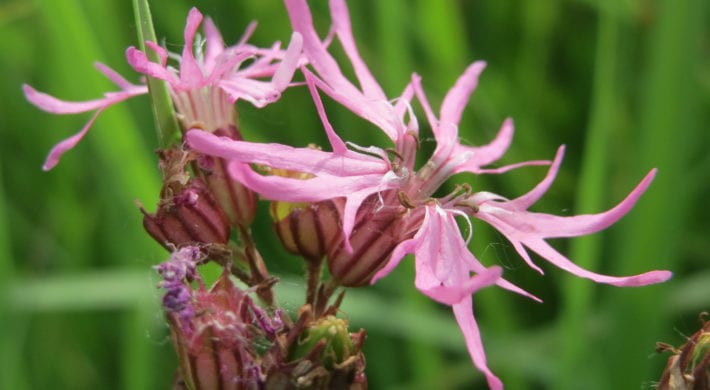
[186,0,672,387]
[26,1,672,389]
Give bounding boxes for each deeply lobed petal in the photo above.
[440,61,487,131]
[284,0,408,142]
[24,64,147,170]
[179,8,206,89]
[186,130,388,176]
[42,109,103,171]
[472,152,672,287]
[453,297,504,390]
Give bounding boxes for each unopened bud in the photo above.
[657,313,710,390]
[142,178,230,249]
[279,308,367,389]
[168,270,266,390]
[267,167,342,264]
[327,191,425,287]
[271,199,342,264]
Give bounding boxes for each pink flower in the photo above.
[187,0,672,388]
[23,7,303,170]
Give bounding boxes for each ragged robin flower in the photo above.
[186,0,673,388]
[23,7,303,170]
[25,7,303,228]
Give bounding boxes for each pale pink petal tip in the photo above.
[609,270,672,287]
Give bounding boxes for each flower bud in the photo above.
[142,178,231,249]
[657,313,710,390]
[327,191,425,287]
[266,166,343,264]
[168,270,261,390]
[280,307,367,389]
[195,126,258,228]
[271,199,343,264]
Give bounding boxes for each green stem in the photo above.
[131,0,181,148]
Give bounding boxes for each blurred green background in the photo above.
[1,0,708,389]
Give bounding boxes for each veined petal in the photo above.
[180,7,205,88]
[225,162,391,202]
[420,265,502,306]
[285,0,402,142]
[285,0,358,96]
[411,74,439,134]
[304,70,348,154]
[329,0,387,100]
[95,62,134,89]
[219,77,281,107]
[473,168,671,287]
[440,61,486,127]
[202,17,226,71]
[426,205,541,301]
[271,32,303,91]
[488,169,657,239]
[23,84,146,114]
[186,130,388,176]
[305,71,400,140]
[524,238,672,287]
[453,297,503,390]
[474,159,551,175]
[126,47,178,85]
[43,109,103,170]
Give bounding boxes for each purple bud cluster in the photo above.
[154,246,203,328]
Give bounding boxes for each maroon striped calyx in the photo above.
[327,191,426,287]
[270,199,342,265]
[142,149,231,249]
[267,166,343,265]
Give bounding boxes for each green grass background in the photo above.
[1,0,708,388]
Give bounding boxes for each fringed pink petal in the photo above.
[440,61,486,127]
[411,74,439,135]
[271,32,303,91]
[179,8,205,89]
[524,239,672,287]
[186,130,387,176]
[126,47,177,84]
[285,0,353,94]
[453,297,503,390]
[304,70,347,154]
[474,159,551,175]
[305,70,399,140]
[43,109,103,170]
[452,118,515,174]
[24,85,112,114]
[219,78,281,107]
[418,265,502,306]
[202,17,226,71]
[329,0,387,100]
[225,162,390,203]
[95,62,134,89]
[145,41,168,67]
[511,145,565,209]
[285,0,402,142]
[236,21,258,46]
[512,169,657,238]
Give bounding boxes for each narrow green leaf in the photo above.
[132,0,181,147]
